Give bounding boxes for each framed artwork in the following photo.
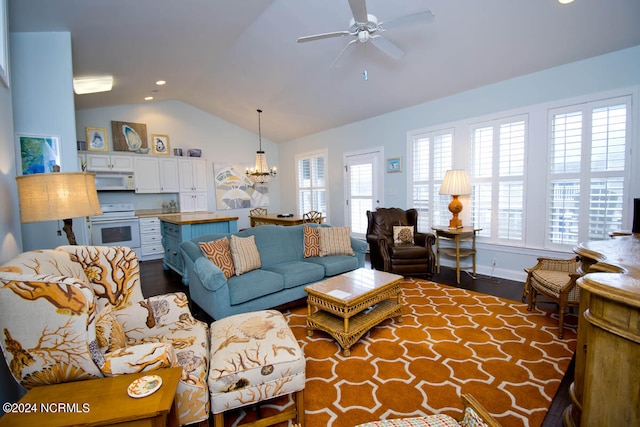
[17,134,61,175]
[387,157,402,173]
[86,127,108,151]
[111,120,148,153]
[151,134,169,155]
[214,163,268,210]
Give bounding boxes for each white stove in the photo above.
[90,203,137,222]
[88,203,141,251]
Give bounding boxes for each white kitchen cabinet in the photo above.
[133,157,160,193]
[86,153,134,172]
[159,157,180,193]
[178,158,207,212]
[178,158,206,193]
[180,192,208,213]
[139,217,164,261]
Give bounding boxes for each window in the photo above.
[547,97,629,247]
[296,150,328,221]
[470,116,526,242]
[408,129,453,231]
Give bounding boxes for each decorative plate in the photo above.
[127,374,163,398]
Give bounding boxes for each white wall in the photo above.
[75,100,281,231]
[10,32,84,250]
[278,45,640,281]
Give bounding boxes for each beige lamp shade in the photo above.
[439,169,472,196]
[16,172,102,223]
[439,169,472,229]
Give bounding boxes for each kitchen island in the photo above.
[159,212,238,284]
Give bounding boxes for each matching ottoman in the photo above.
[208,309,306,427]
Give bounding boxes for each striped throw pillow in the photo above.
[230,235,262,275]
[319,226,354,257]
[199,238,236,279]
[303,225,320,258]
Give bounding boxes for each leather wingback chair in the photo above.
[366,208,436,277]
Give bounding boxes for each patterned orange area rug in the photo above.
[222,278,577,427]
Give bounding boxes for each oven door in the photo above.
[89,218,141,249]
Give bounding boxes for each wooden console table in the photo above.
[432,226,481,284]
[249,213,306,227]
[0,367,182,427]
[564,235,640,426]
[159,212,238,284]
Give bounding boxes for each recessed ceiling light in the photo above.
[145,96,154,101]
[156,80,166,86]
[73,76,113,95]
[558,0,575,4]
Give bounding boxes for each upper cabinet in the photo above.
[86,153,134,172]
[178,158,206,193]
[133,157,161,193]
[159,158,180,193]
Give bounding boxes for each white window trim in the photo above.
[295,149,329,223]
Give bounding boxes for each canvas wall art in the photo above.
[17,134,60,175]
[214,163,269,210]
[111,121,148,153]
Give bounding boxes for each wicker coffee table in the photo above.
[305,268,403,356]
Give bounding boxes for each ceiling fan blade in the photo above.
[331,39,358,68]
[348,0,368,25]
[379,10,435,30]
[297,31,352,43]
[370,35,405,60]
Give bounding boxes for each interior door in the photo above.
[344,149,384,239]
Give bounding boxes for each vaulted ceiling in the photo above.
[9,0,640,142]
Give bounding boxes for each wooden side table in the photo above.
[0,367,182,427]
[432,226,481,284]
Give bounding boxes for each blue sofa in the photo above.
[180,224,368,320]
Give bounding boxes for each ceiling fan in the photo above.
[297,0,434,67]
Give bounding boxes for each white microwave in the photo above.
[94,173,135,191]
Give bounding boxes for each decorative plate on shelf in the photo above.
[127,374,163,398]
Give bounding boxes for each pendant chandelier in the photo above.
[246,109,277,185]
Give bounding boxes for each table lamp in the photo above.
[16,171,102,245]
[439,169,471,229]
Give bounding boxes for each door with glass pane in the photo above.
[345,150,383,239]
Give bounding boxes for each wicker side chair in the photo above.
[249,207,268,226]
[525,257,581,338]
[303,210,323,224]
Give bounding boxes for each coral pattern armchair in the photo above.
[0,245,210,426]
[366,208,436,277]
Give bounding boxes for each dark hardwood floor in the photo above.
[139,258,570,427]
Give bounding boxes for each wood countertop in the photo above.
[157,212,238,225]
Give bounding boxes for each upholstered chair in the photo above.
[303,210,323,224]
[0,246,210,426]
[366,208,436,277]
[525,257,581,339]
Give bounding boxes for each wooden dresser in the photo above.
[565,234,640,426]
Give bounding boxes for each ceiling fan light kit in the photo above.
[297,0,434,68]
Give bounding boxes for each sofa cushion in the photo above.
[389,244,428,259]
[319,226,354,257]
[199,238,235,279]
[304,255,360,277]
[95,305,127,354]
[230,235,261,275]
[227,269,284,305]
[264,261,325,289]
[303,225,321,258]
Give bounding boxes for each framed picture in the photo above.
[86,127,108,151]
[151,134,169,155]
[16,134,61,175]
[387,157,402,173]
[111,120,148,152]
